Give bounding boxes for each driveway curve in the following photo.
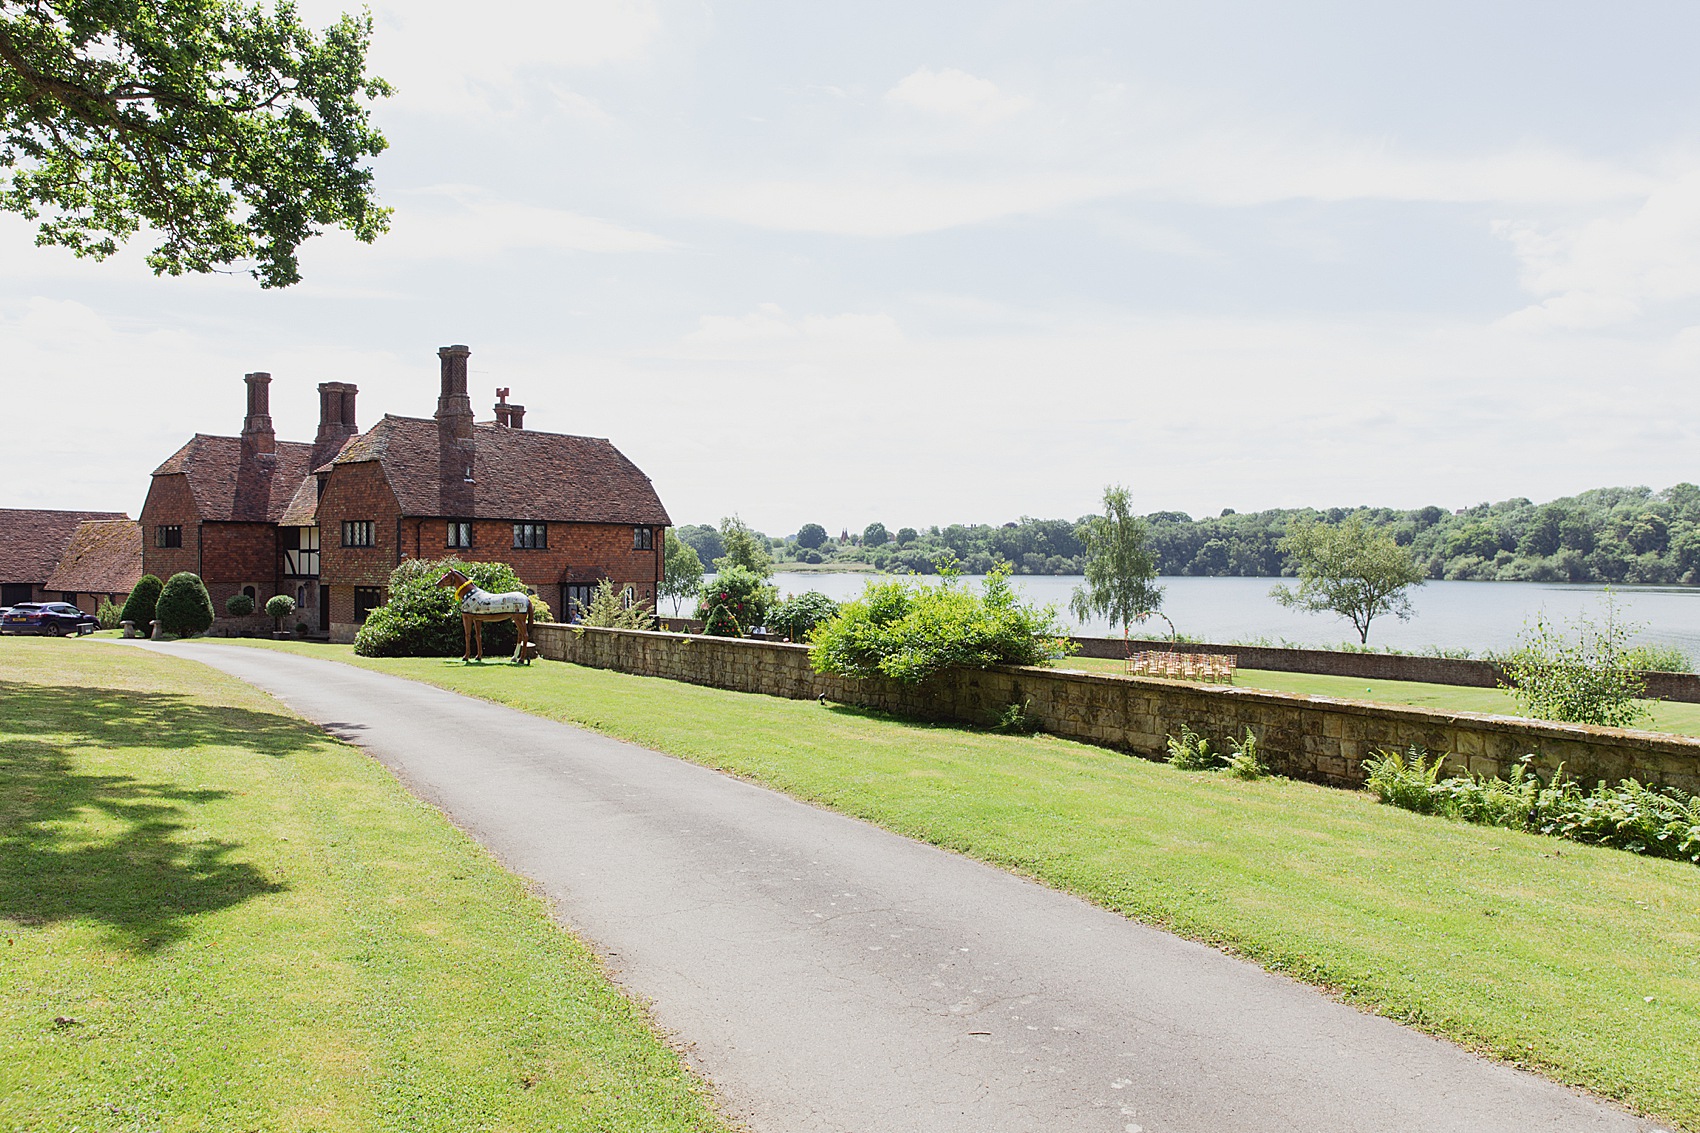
[151,642,1659,1133]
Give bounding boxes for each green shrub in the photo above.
[1499,597,1650,728]
[155,572,215,636]
[573,579,653,629]
[769,591,838,641]
[1624,644,1693,673]
[264,595,296,627]
[1165,725,1221,771]
[354,558,550,658]
[1364,748,1700,864]
[809,567,1070,683]
[119,574,162,629]
[697,565,777,639]
[95,597,122,629]
[225,593,256,617]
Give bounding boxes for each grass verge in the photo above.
[0,638,730,1133]
[197,636,1700,1129]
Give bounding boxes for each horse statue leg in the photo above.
[461,613,472,662]
[513,603,531,665]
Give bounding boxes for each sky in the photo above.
[6,0,1700,536]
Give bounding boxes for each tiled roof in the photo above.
[278,474,321,527]
[151,434,316,523]
[334,416,671,525]
[0,508,130,585]
[43,519,142,594]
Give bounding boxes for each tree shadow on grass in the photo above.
[0,681,322,952]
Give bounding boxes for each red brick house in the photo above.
[142,345,669,641]
[141,372,354,629]
[0,509,141,613]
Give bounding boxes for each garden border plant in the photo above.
[1363,745,1700,864]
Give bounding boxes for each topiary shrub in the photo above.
[155,572,215,636]
[265,594,296,631]
[119,574,163,630]
[355,558,551,657]
[225,593,256,618]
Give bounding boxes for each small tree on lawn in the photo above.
[1500,593,1650,728]
[265,594,297,633]
[1070,484,1169,650]
[1270,517,1424,644]
[661,529,704,615]
[156,572,215,636]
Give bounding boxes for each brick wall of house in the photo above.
[199,522,278,588]
[316,460,402,642]
[139,474,201,582]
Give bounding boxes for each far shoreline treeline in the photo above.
[675,483,1700,586]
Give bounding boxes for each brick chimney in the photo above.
[313,381,359,464]
[435,344,474,439]
[241,372,276,456]
[494,387,526,429]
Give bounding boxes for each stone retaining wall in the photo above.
[1070,637,1700,703]
[533,623,1700,794]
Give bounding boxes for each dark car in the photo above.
[1,602,98,636]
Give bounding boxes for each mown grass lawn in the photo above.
[201,637,1700,1129]
[0,638,730,1133]
[1058,654,1700,737]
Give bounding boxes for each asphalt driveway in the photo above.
[151,642,1660,1133]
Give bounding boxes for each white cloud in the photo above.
[694,174,1121,238]
[321,0,662,116]
[885,67,1031,121]
[1496,171,1700,330]
[682,304,904,348]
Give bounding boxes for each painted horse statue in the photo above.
[436,568,534,664]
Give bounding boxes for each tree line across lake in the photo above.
[676,482,1700,585]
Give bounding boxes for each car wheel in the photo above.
[46,622,64,637]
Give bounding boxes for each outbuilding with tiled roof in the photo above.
[0,509,138,612]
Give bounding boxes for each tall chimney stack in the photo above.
[241,372,276,456]
[314,381,360,464]
[436,345,474,439]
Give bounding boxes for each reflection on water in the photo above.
[667,573,1700,655]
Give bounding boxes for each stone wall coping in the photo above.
[1007,664,1700,757]
[537,622,1700,760]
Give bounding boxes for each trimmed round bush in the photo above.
[769,591,839,641]
[355,558,551,657]
[225,593,256,617]
[265,594,296,622]
[155,572,215,637]
[119,574,163,629]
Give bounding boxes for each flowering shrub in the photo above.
[695,565,776,638]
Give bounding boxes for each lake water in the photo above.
[665,573,1700,656]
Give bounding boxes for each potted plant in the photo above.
[265,594,297,638]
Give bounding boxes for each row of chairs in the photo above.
[1126,651,1237,684]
